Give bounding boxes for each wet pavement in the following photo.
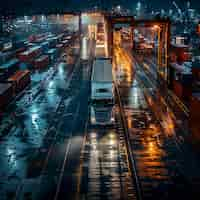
[76,44,137,200]
[79,115,137,200]
[0,36,92,200]
[1,33,200,200]
[113,45,200,200]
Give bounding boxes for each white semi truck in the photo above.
[90,57,115,126]
[91,57,114,104]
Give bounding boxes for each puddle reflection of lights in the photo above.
[7,147,17,168]
[148,141,156,155]
[48,80,54,88]
[32,113,39,130]
[109,139,116,146]
[109,132,115,139]
[59,66,64,75]
[92,144,97,151]
[109,149,115,159]
[90,132,97,139]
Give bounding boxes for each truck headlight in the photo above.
[111,117,115,122]
[91,117,96,123]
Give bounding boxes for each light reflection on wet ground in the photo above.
[113,45,200,199]
[80,125,136,200]
[79,43,136,200]
[0,44,79,199]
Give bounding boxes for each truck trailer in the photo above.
[90,57,115,126]
[91,57,114,103]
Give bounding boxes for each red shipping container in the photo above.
[173,80,182,99]
[192,67,200,81]
[28,35,37,42]
[18,46,42,63]
[173,80,192,101]
[34,55,49,69]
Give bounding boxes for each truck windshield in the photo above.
[97,88,109,93]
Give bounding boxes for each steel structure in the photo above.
[105,15,170,83]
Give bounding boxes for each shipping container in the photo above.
[46,37,57,48]
[173,80,192,101]
[40,42,49,53]
[0,51,15,65]
[180,73,193,86]
[15,47,26,56]
[18,46,42,63]
[57,34,64,41]
[46,48,58,62]
[2,41,13,52]
[0,83,13,109]
[34,55,49,69]
[13,40,26,49]
[170,62,192,86]
[8,70,31,94]
[56,44,64,54]
[91,57,114,103]
[28,35,37,42]
[61,40,69,46]
[170,43,190,64]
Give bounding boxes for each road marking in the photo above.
[54,102,80,200]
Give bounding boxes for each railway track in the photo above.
[79,105,138,200]
[115,79,200,200]
[139,55,189,117]
[113,46,200,200]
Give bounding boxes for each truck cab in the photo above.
[90,104,115,126]
[90,57,115,126]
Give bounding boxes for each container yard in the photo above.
[0,3,200,200]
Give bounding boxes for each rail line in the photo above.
[112,46,200,200]
[115,81,142,200]
[143,55,189,117]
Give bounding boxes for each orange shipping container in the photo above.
[8,70,31,94]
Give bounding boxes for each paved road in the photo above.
[0,37,86,199]
[1,36,200,200]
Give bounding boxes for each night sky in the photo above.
[1,0,199,14]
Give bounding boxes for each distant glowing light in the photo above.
[152,25,160,30]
